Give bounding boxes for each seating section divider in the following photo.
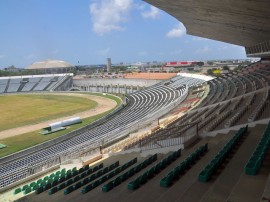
[102,154,157,192]
[245,121,270,175]
[81,157,138,194]
[160,144,208,187]
[198,126,248,182]
[127,149,181,190]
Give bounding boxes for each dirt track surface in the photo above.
[0,93,117,140]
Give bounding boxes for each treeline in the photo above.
[0,69,77,77]
[0,69,37,77]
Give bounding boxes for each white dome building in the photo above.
[26,59,75,73]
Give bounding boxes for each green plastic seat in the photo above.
[14,187,21,195]
[57,183,66,191]
[48,187,57,195]
[35,186,44,194]
[24,187,31,195]
[65,179,73,186]
[102,181,113,192]
[22,184,29,191]
[92,180,100,188]
[127,178,140,190]
[81,184,93,194]
[73,181,82,190]
[32,184,38,191]
[37,179,43,184]
[64,186,74,195]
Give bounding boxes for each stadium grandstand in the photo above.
[0,74,73,93]
[0,1,270,202]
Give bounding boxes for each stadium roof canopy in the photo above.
[144,0,270,57]
[26,60,74,70]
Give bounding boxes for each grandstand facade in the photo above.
[0,74,73,94]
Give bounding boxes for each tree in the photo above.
[222,65,230,70]
[197,62,204,66]
[207,69,213,75]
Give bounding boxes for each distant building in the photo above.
[26,59,74,74]
[165,61,197,67]
[107,58,111,72]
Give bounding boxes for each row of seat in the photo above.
[127,150,181,190]
[47,162,108,195]
[160,144,208,187]
[61,161,120,195]
[14,167,68,195]
[245,122,270,175]
[102,154,157,192]
[198,126,248,182]
[81,157,138,194]
[34,163,103,195]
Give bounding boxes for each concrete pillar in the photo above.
[124,84,127,94]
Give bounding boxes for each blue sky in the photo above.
[0,0,247,68]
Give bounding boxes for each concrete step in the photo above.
[200,125,264,202]
[227,142,270,201]
[153,131,236,202]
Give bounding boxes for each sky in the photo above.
[0,0,247,68]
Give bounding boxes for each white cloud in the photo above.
[89,0,133,35]
[96,47,110,56]
[166,22,186,38]
[141,6,160,19]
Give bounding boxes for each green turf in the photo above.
[0,94,98,131]
[0,93,122,158]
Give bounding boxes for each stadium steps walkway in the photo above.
[261,170,270,201]
[4,79,10,93]
[200,124,265,202]
[226,127,270,202]
[153,132,236,202]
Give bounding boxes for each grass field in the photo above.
[0,93,122,158]
[0,94,97,131]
